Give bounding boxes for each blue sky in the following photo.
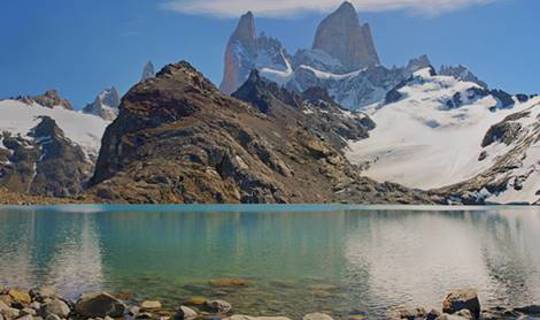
[0,0,538,108]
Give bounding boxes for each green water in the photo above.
[0,205,539,319]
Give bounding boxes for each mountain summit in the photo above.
[220,11,290,94]
[312,1,380,71]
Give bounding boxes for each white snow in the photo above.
[346,69,539,193]
[0,100,110,157]
[259,49,294,86]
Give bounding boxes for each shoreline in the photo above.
[1,286,539,320]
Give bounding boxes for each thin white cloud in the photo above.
[161,0,495,17]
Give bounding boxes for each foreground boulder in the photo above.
[74,292,125,318]
[442,289,480,320]
[42,298,70,318]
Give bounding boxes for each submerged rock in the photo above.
[208,279,249,288]
[205,299,232,314]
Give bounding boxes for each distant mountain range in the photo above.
[0,1,538,205]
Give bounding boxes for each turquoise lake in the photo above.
[0,205,539,319]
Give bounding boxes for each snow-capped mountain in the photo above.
[222,2,428,110]
[82,87,121,121]
[220,11,291,94]
[0,95,110,197]
[345,68,540,204]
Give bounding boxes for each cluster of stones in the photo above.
[387,289,540,320]
[1,285,539,320]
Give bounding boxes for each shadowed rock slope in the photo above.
[88,61,438,204]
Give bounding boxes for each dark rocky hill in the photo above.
[88,61,438,204]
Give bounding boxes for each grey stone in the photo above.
[205,300,232,314]
[74,292,125,318]
[128,306,141,316]
[177,306,197,320]
[43,299,70,318]
[427,309,442,320]
[514,305,540,315]
[29,288,56,301]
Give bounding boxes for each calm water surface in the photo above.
[0,205,539,319]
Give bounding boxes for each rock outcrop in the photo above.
[141,61,156,82]
[82,87,121,121]
[0,116,93,197]
[89,61,437,204]
[439,65,488,89]
[220,12,290,95]
[16,90,73,110]
[312,2,380,71]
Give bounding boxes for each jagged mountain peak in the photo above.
[16,89,73,110]
[333,1,359,20]
[312,1,379,71]
[141,61,156,82]
[406,54,432,73]
[439,64,488,88]
[232,11,256,42]
[220,12,290,95]
[82,86,121,121]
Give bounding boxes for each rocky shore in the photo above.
[0,286,538,320]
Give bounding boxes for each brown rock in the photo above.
[8,289,31,305]
[442,289,480,320]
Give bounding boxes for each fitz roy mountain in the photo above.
[1,2,539,205]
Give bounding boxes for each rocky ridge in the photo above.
[222,3,439,110]
[87,61,437,204]
[15,90,73,110]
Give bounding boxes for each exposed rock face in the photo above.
[220,12,290,95]
[16,90,73,110]
[82,87,121,121]
[141,61,156,82]
[406,54,432,73]
[439,65,488,89]
[233,70,375,150]
[0,116,93,197]
[89,61,437,204]
[312,2,380,72]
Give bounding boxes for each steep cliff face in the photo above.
[312,2,380,71]
[0,116,94,197]
[89,61,437,204]
[220,12,291,95]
